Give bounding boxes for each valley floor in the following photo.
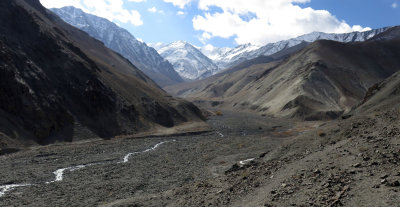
[0,110,399,207]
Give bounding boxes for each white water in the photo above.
[239,158,255,166]
[0,184,31,197]
[46,164,93,184]
[121,140,174,163]
[0,140,175,197]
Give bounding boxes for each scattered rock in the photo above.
[372,184,380,188]
[386,180,400,187]
[381,174,389,179]
[225,164,241,174]
[259,152,268,158]
[341,114,352,119]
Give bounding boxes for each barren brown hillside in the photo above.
[166,28,400,120]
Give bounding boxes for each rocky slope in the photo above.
[157,41,219,80]
[166,27,400,120]
[51,6,183,87]
[0,0,205,147]
[354,27,400,113]
[164,41,400,206]
[1,83,399,206]
[164,99,400,207]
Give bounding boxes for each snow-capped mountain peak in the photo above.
[157,41,219,80]
[52,6,183,87]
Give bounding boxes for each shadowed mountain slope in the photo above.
[0,0,205,146]
[355,70,400,115]
[353,27,400,114]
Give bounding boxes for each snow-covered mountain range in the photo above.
[206,28,390,69]
[156,41,218,80]
[51,6,390,83]
[157,28,389,80]
[52,6,183,87]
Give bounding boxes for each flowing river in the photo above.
[0,140,176,197]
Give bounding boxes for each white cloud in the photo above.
[148,42,166,50]
[203,44,214,51]
[148,7,164,14]
[163,0,194,9]
[128,0,146,2]
[177,11,186,16]
[82,0,143,26]
[392,2,398,8]
[193,0,371,45]
[40,0,143,26]
[198,32,211,44]
[148,7,157,13]
[352,25,371,32]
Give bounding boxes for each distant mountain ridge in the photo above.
[52,6,183,87]
[157,28,389,81]
[208,28,390,69]
[157,41,219,80]
[165,26,400,120]
[51,6,390,83]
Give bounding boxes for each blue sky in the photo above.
[303,0,399,29]
[40,0,399,48]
